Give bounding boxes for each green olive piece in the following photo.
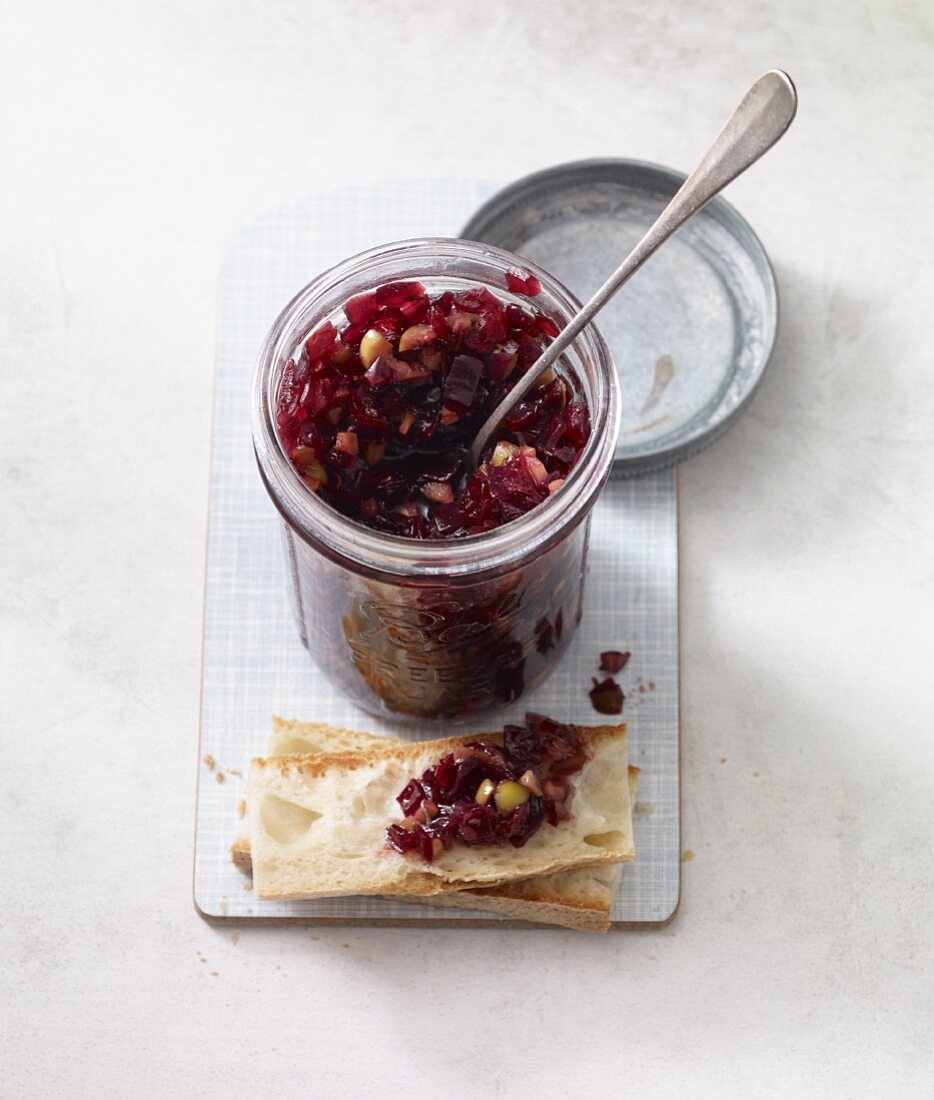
[475,778,495,806]
[490,440,519,467]
[494,780,531,814]
[359,328,393,369]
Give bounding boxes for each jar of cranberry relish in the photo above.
[252,239,620,721]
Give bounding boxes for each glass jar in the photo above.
[252,238,620,721]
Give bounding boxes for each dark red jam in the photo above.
[386,713,590,862]
[275,272,590,539]
[599,650,631,674]
[589,676,624,715]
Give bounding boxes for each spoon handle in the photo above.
[471,70,798,466]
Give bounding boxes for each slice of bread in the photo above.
[246,719,633,902]
[231,791,635,932]
[232,720,638,931]
[230,719,401,874]
[266,718,383,757]
[418,766,638,932]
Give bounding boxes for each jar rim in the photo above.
[251,237,621,580]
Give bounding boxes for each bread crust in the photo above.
[252,723,624,779]
[235,718,636,931]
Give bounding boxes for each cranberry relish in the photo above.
[386,713,590,863]
[275,272,591,539]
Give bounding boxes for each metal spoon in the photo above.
[469,69,798,468]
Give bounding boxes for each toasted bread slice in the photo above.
[231,801,635,931]
[419,766,638,932]
[246,720,633,901]
[232,719,636,930]
[266,718,383,757]
[230,719,402,873]
[232,719,638,930]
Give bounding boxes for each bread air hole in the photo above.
[260,795,321,843]
[583,830,626,849]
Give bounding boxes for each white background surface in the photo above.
[2,2,932,1097]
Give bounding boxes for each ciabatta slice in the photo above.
[419,766,638,932]
[232,719,636,930]
[246,723,633,901]
[239,719,637,928]
[267,718,385,757]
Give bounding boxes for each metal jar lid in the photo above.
[461,158,779,476]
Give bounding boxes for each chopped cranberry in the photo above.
[340,322,367,347]
[599,650,631,674]
[386,715,590,862]
[506,302,534,334]
[276,359,302,426]
[400,296,430,323]
[397,778,425,816]
[344,291,381,326]
[275,280,591,540]
[487,340,519,383]
[589,677,624,715]
[564,401,590,446]
[426,302,451,339]
[443,354,484,410]
[464,308,507,354]
[303,321,337,361]
[372,309,406,341]
[455,286,500,313]
[363,356,394,387]
[505,267,543,297]
[375,281,426,308]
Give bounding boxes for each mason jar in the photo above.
[252,238,620,721]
